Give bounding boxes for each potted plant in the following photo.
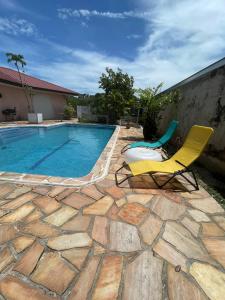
[137,83,180,140]
[6,53,42,123]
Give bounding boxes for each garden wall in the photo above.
[159,65,225,176]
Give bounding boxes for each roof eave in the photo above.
[0,79,80,96]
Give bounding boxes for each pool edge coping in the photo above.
[0,122,120,187]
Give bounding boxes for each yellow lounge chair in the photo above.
[115,125,214,190]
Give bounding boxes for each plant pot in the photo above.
[143,120,157,140]
[28,113,43,124]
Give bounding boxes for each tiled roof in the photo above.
[0,66,79,95]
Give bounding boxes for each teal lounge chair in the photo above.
[121,120,178,153]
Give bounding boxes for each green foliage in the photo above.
[6,53,26,69]
[5,52,33,112]
[98,67,135,123]
[136,84,180,140]
[66,96,77,108]
[64,105,75,120]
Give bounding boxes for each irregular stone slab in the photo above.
[62,248,89,269]
[24,209,43,223]
[126,194,154,205]
[190,262,225,300]
[0,183,15,198]
[55,188,77,201]
[48,186,65,197]
[161,190,182,203]
[12,236,35,253]
[153,239,188,273]
[110,221,141,252]
[0,276,57,300]
[94,244,106,255]
[44,206,78,226]
[181,188,210,199]
[107,204,120,220]
[118,203,148,225]
[92,216,108,245]
[163,222,211,262]
[21,220,60,238]
[105,185,125,199]
[31,252,76,294]
[202,222,224,237]
[0,204,35,223]
[83,196,114,215]
[48,232,92,250]
[62,192,94,209]
[189,198,224,214]
[151,195,186,220]
[140,214,162,245]
[0,247,14,272]
[202,238,225,268]
[68,256,100,300]
[0,199,9,207]
[181,217,200,237]
[62,214,91,231]
[81,185,104,200]
[167,264,207,300]
[23,174,47,181]
[93,256,123,300]
[0,224,17,244]
[123,250,163,300]
[14,242,44,276]
[188,209,210,222]
[0,209,9,218]
[1,192,37,210]
[6,186,32,199]
[32,185,51,196]
[213,215,225,230]
[116,198,127,207]
[33,196,61,214]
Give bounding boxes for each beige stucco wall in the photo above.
[158,66,225,175]
[0,83,67,121]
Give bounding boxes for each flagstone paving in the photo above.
[0,126,224,299]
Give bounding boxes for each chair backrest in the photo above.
[172,125,214,167]
[159,120,178,144]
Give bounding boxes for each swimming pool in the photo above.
[0,124,115,178]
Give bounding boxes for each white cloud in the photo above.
[0,17,37,36]
[51,0,225,93]
[2,0,225,95]
[57,8,151,20]
[127,34,142,39]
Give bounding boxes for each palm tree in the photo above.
[6,53,32,112]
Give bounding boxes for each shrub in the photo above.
[64,105,75,120]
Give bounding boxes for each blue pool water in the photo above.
[0,124,115,178]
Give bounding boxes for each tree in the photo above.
[6,53,32,112]
[137,83,180,140]
[98,67,135,123]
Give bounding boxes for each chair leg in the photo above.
[149,173,176,189]
[121,144,130,154]
[115,163,133,186]
[180,170,199,191]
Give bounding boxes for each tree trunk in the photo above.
[15,63,31,113]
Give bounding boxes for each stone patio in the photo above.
[0,126,224,300]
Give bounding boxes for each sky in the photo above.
[0,0,225,94]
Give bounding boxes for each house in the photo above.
[0,67,79,121]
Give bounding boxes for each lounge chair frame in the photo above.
[121,120,178,154]
[121,142,162,153]
[115,160,199,191]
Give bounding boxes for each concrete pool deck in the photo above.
[0,126,225,299]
